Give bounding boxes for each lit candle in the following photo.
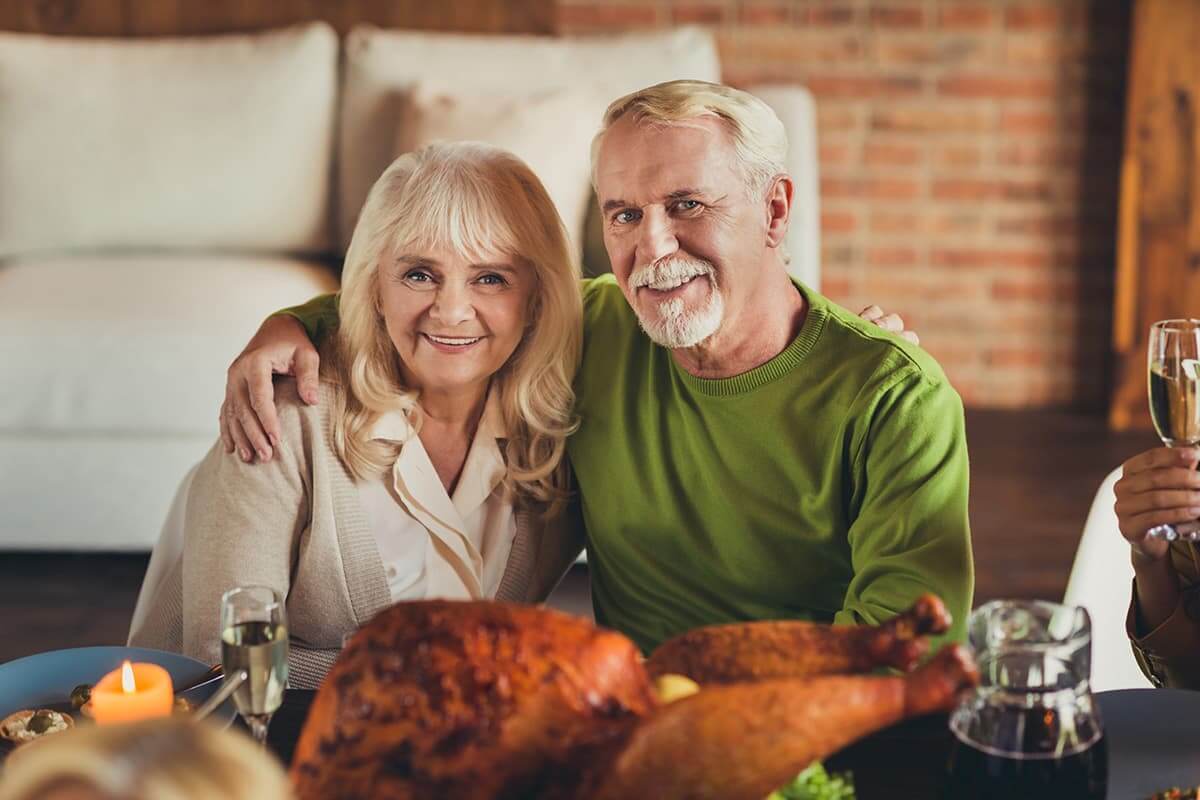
[90,661,174,725]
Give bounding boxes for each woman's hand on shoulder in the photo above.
[858,305,919,345]
[1114,446,1200,563]
[221,315,322,464]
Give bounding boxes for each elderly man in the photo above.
[221,80,973,652]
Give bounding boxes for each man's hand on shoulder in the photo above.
[221,315,322,464]
[859,305,919,346]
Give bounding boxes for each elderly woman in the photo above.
[1115,445,1200,688]
[129,142,584,687]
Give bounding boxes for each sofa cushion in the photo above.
[394,86,611,259]
[339,26,721,251]
[0,436,214,550]
[0,23,338,258]
[0,255,339,434]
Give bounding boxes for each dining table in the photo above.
[261,687,1200,799]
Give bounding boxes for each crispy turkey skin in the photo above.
[290,597,977,800]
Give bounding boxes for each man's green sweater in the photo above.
[285,277,973,652]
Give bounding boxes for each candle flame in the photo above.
[120,661,137,694]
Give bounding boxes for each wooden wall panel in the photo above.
[1111,0,1200,429]
[0,0,556,36]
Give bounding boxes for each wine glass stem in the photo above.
[245,713,272,748]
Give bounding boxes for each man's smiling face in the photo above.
[594,114,773,350]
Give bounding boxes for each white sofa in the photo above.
[0,22,820,550]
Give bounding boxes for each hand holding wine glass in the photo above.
[1115,447,1200,556]
[220,586,288,747]
[1145,319,1200,541]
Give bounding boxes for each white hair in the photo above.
[591,79,789,197]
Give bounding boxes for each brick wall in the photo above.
[557,0,1130,409]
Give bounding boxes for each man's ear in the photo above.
[764,174,793,250]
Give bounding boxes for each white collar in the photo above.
[368,387,507,444]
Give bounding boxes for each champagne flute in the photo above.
[1146,319,1200,541]
[220,585,288,746]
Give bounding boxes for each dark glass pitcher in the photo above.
[945,600,1107,800]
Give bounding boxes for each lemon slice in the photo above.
[653,673,700,704]
[1183,359,1200,381]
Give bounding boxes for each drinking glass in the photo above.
[944,600,1106,800]
[1146,319,1200,541]
[220,585,288,747]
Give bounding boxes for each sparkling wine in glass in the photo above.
[220,585,288,746]
[1147,319,1200,541]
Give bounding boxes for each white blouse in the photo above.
[356,391,516,603]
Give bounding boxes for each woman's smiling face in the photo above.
[378,244,535,398]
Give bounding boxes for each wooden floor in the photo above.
[0,410,1155,665]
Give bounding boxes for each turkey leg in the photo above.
[646,593,951,684]
[590,643,978,800]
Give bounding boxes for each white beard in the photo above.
[628,256,725,349]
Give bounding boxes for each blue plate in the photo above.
[0,646,236,728]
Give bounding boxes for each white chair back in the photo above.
[1062,467,1152,691]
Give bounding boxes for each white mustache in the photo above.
[629,256,715,291]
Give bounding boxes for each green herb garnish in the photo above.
[767,761,856,800]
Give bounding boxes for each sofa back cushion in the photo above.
[392,86,612,260]
[0,22,338,258]
[339,26,721,254]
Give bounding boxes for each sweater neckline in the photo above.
[672,281,827,397]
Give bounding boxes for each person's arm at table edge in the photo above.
[1123,536,1200,689]
[833,369,974,651]
[1114,446,1200,632]
[1127,578,1200,689]
[1113,446,1200,687]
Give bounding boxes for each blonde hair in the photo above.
[0,718,292,800]
[327,141,582,511]
[591,79,789,197]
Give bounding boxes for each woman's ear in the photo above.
[764,175,793,250]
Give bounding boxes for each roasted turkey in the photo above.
[291,596,977,800]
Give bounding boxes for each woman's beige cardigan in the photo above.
[129,380,584,688]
